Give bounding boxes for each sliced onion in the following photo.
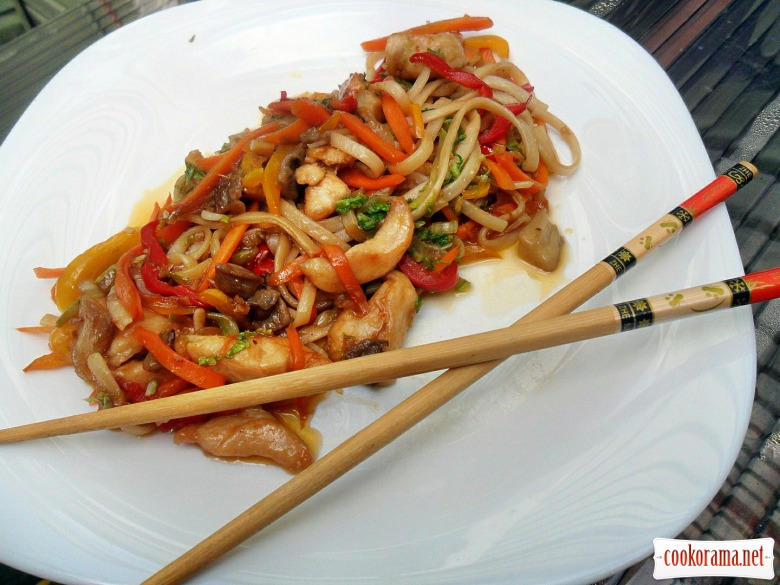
[279,200,349,251]
[106,287,133,331]
[87,352,125,406]
[460,199,509,232]
[329,131,385,178]
[292,278,317,327]
[231,211,321,256]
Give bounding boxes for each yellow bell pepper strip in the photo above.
[409,52,493,98]
[133,326,226,389]
[360,15,494,52]
[321,243,369,315]
[463,34,510,59]
[166,120,280,219]
[262,144,296,215]
[54,227,140,311]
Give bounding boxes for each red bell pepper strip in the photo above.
[133,326,226,389]
[409,52,493,98]
[141,262,207,307]
[140,219,169,266]
[477,102,529,145]
[247,245,275,276]
[398,254,459,292]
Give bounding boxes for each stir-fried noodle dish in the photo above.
[23,16,580,473]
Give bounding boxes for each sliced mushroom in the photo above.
[213,263,263,298]
[515,209,563,272]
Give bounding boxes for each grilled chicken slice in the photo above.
[184,334,330,383]
[174,408,313,473]
[327,271,417,361]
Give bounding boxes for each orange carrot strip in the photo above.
[197,223,249,292]
[339,112,407,164]
[33,267,64,279]
[439,204,457,222]
[166,121,280,218]
[433,246,460,273]
[380,92,415,153]
[484,158,516,191]
[133,326,226,389]
[262,119,311,146]
[17,326,54,334]
[285,325,306,371]
[360,15,494,52]
[268,255,310,286]
[156,376,192,398]
[321,243,369,315]
[339,168,406,190]
[290,98,332,126]
[23,352,70,372]
[115,244,144,320]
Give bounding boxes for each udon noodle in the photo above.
[23,16,580,473]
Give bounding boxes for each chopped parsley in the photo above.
[87,391,112,410]
[356,200,391,232]
[416,228,453,248]
[335,193,368,214]
[198,331,257,366]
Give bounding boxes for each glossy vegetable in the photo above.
[54,227,140,311]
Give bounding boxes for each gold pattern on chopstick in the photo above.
[616,298,654,331]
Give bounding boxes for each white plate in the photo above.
[0,1,755,584]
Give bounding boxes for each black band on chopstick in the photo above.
[724,162,755,189]
[615,298,654,331]
[724,277,751,306]
[602,246,637,276]
[669,206,694,227]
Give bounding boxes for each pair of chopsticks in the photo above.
[0,162,768,584]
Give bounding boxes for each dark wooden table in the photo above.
[1,1,777,583]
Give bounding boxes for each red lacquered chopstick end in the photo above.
[742,267,780,305]
[680,161,757,217]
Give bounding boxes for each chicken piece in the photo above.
[106,311,172,368]
[174,408,313,473]
[305,145,355,169]
[385,32,468,81]
[516,209,563,272]
[295,163,351,220]
[184,334,330,383]
[301,197,414,292]
[112,359,169,389]
[328,271,417,361]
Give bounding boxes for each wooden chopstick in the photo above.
[0,162,758,445]
[138,162,759,584]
